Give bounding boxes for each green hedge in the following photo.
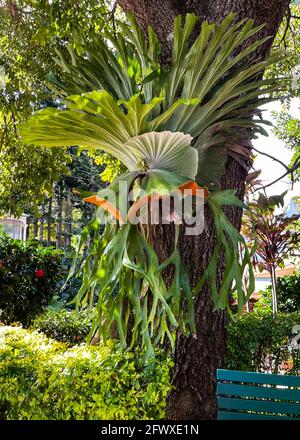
[32,308,95,345]
[226,311,300,374]
[0,326,172,420]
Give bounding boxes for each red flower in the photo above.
[35,269,45,278]
[0,260,4,269]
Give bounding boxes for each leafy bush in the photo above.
[226,311,300,374]
[0,231,63,326]
[252,289,273,315]
[32,308,95,345]
[0,326,172,420]
[252,272,300,314]
[267,273,300,312]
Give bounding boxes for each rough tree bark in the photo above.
[119,0,290,419]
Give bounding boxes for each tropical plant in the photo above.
[21,13,284,355]
[242,192,300,317]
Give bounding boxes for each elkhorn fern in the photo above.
[21,13,284,355]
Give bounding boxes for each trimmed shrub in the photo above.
[0,231,63,326]
[226,311,300,374]
[32,308,95,345]
[0,326,172,420]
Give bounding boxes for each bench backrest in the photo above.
[217,369,300,420]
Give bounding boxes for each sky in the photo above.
[252,98,300,210]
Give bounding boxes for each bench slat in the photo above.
[217,410,298,420]
[217,369,300,387]
[218,397,300,416]
[217,382,300,402]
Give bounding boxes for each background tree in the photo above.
[247,6,300,194]
[266,4,300,188]
[273,110,300,181]
[0,108,69,217]
[0,0,110,216]
[265,3,300,98]
[260,271,300,313]
[0,0,111,244]
[24,148,104,248]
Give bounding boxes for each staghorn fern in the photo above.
[21,13,285,355]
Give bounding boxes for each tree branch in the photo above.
[252,146,290,171]
[252,155,300,193]
[273,4,293,49]
[109,0,119,33]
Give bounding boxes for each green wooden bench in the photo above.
[217,369,300,420]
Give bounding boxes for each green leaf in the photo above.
[123,131,197,179]
[208,189,246,209]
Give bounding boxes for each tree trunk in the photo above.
[56,186,63,249]
[33,217,38,240]
[64,188,72,248]
[26,218,30,241]
[39,207,44,243]
[270,264,278,318]
[119,0,289,420]
[47,196,53,246]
